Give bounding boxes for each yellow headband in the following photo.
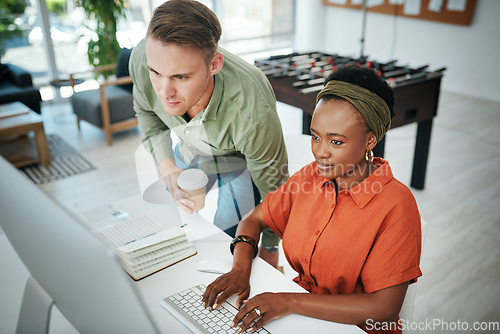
[316,80,391,142]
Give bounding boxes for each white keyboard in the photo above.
[160,284,271,334]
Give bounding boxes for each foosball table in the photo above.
[255,52,445,190]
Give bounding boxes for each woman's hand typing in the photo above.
[202,204,275,331]
[232,292,293,333]
[201,266,251,311]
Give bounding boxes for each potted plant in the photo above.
[0,0,27,57]
[75,0,128,77]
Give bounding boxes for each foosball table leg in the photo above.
[373,136,386,159]
[302,113,312,135]
[411,119,433,190]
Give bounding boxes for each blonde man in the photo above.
[129,0,288,266]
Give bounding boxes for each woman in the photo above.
[202,65,422,334]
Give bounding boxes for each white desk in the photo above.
[135,210,363,334]
[0,196,362,334]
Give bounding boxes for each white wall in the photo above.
[295,0,500,103]
[294,0,325,52]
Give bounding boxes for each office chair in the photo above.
[399,218,427,332]
[284,134,314,175]
[70,48,138,145]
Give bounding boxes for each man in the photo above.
[129,0,288,266]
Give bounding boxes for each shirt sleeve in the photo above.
[361,184,422,293]
[237,110,289,199]
[261,170,306,237]
[129,41,175,164]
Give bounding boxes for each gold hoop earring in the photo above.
[365,149,374,163]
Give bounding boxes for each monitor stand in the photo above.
[17,276,54,334]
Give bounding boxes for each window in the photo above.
[1,0,295,101]
[204,0,295,56]
[2,1,94,100]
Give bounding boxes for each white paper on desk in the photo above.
[94,215,166,249]
[80,204,130,231]
[179,210,222,242]
[113,194,180,230]
[389,0,404,5]
[116,227,186,253]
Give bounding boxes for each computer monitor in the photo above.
[0,156,160,333]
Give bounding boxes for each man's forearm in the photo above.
[157,158,179,178]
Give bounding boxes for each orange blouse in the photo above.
[262,158,422,334]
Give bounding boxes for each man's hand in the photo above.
[157,159,196,213]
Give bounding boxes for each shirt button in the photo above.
[185,130,190,134]
[304,259,308,264]
[315,231,320,235]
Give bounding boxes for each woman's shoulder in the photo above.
[386,176,417,202]
[289,162,318,180]
[373,159,415,197]
[368,159,419,215]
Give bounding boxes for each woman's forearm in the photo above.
[202,204,270,310]
[231,204,268,274]
[231,282,408,333]
[287,282,408,325]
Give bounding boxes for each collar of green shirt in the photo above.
[198,73,222,122]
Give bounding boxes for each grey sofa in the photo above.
[0,62,42,114]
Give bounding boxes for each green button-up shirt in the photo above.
[129,39,288,199]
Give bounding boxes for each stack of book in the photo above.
[115,226,196,280]
[82,207,196,280]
